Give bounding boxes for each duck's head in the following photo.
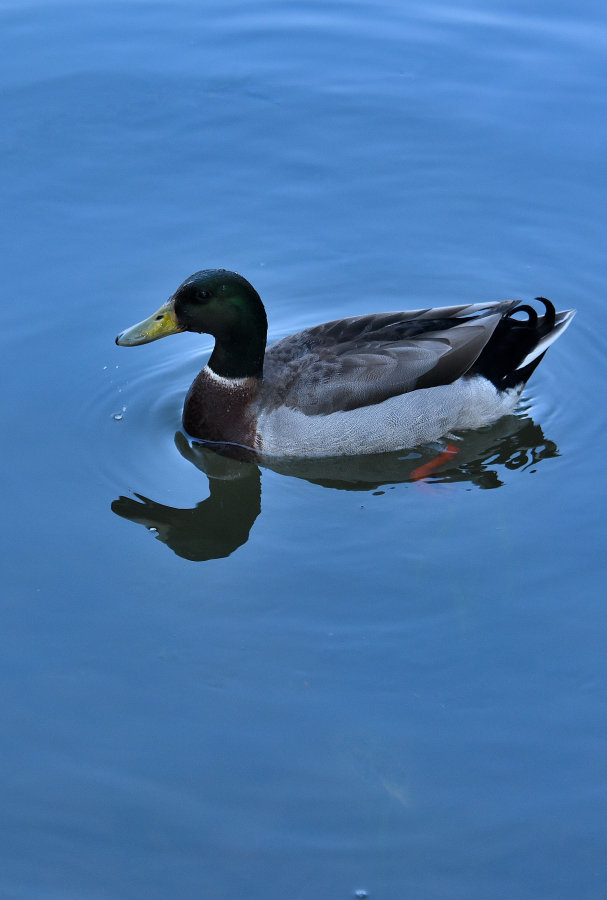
[116,269,268,377]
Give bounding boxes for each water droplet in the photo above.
[148,527,158,535]
[354,891,369,899]
[112,412,123,421]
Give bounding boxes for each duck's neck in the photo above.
[207,312,267,379]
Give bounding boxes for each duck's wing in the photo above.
[262,301,518,415]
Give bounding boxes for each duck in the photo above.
[116,269,575,458]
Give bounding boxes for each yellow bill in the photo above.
[116,300,184,346]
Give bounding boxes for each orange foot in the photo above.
[410,443,460,482]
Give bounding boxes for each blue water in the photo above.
[2,1,606,897]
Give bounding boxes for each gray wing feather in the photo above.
[260,303,514,416]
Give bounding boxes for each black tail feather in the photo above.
[471,297,562,390]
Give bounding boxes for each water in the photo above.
[2,0,606,897]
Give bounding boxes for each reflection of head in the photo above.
[112,463,261,562]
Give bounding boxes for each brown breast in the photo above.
[182,367,260,447]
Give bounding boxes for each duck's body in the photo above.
[116,270,574,458]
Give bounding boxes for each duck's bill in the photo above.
[116,300,184,346]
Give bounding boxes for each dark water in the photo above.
[2,0,606,897]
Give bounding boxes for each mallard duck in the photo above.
[116,269,574,457]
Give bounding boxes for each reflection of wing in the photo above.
[261,303,512,415]
[261,414,559,490]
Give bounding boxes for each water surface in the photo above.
[1,0,606,897]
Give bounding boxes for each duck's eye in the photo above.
[197,290,211,302]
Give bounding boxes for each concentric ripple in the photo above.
[84,341,213,502]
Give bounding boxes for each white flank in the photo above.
[257,377,522,457]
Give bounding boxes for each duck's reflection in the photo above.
[111,415,558,560]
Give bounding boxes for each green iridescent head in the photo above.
[116,269,268,378]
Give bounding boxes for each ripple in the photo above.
[534,311,605,455]
[83,343,212,498]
